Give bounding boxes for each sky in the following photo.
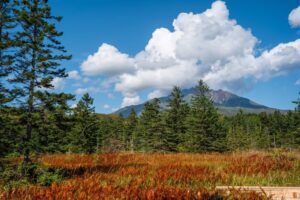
[49,0,300,113]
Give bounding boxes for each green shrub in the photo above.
[37,169,63,186]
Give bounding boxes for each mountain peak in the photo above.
[114,88,277,117]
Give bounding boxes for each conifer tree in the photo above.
[10,0,71,162]
[34,91,74,153]
[165,86,189,151]
[69,93,99,154]
[137,99,165,152]
[185,80,226,152]
[0,0,15,105]
[124,109,138,151]
[292,92,300,146]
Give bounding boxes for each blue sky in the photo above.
[50,0,300,113]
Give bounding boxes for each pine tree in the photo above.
[293,92,300,111]
[124,109,138,152]
[292,92,300,146]
[34,91,74,153]
[0,0,16,157]
[137,99,165,152]
[0,0,15,105]
[69,93,99,154]
[10,0,71,162]
[165,86,189,152]
[185,80,226,152]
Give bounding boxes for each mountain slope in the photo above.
[114,88,282,117]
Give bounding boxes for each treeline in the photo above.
[0,0,300,162]
[1,81,300,157]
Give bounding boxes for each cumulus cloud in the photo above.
[81,43,135,76]
[52,77,65,90]
[75,87,100,95]
[289,6,300,28]
[121,95,140,107]
[68,70,81,80]
[81,1,300,107]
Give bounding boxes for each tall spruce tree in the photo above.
[10,0,71,162]
[124,109,138,152]
[69,93,99,154]
[165,86,189,151]
[34,91,74,153]
[137,98,165,152]
[292,92,300,146]
[0,0,15,105]
[185,80,226,152]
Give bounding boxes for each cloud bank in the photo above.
[81,1,300,107]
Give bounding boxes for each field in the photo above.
[1,151,300,199]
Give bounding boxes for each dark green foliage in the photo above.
[0,107,24,157]
[183,80,226,152]
[165,86,189,151]
[137,98,166,152]
[33,92,74,153]
[9,0,72,162]
[68,93,99,153]
[0,0,16,105]
[124,109,138,151]
[0,160,63,190]
[226,110,271,150]
[37,168,62,186]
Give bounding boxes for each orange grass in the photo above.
[1,152,298,200]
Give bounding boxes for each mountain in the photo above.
[114,88,284,117]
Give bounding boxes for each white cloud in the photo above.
[81,1,300,107]
[75,87,100,95]
[289,6,300,28]
[103,104,110,109]
[52,77,65,90]
[68,70,81,80]
[296,79,300,85]
[121,95,140,107]
[148,90,168,99]
[81,43,135,76]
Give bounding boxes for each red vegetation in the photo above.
[1,152,289,199]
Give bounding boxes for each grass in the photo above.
[0,150,299,199]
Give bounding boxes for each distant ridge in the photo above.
[114,88,286,117]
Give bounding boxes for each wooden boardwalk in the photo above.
[216,186,300,200]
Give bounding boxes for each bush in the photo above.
[0,160,63,190]
[37,169,62,186]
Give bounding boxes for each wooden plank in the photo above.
[216,186,300,200]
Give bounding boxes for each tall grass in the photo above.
[1,151,299,199]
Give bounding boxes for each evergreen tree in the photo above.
[0,0,16,157]
[185,80,226,152]
[0,0,15,105]
[292,92,300,146]
[137,99,165,152]
[34,92,74,153]
[293,92,300,111]
[11,0,71,162]
[165,86,189,151]
[69,93,98,154]
[124,109,138,152]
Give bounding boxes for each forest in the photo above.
[1,0,300,199]
[1,78,300,157]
